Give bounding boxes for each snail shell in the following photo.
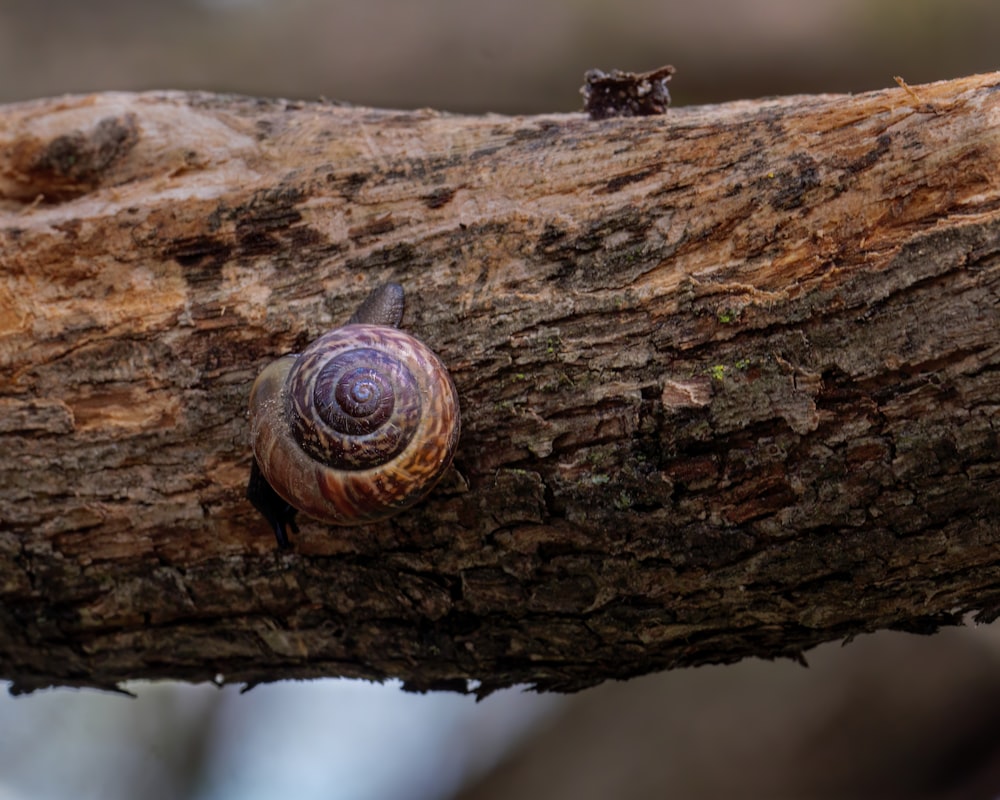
[248,284,460,533]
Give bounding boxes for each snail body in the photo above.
[247,283,460,547]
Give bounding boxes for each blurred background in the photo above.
[2,0,999,798]
[1,0,1000,110]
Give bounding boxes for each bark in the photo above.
[0,73,998,696]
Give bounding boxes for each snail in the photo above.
[247,282,461,549]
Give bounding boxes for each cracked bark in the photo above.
[0,73,998,696]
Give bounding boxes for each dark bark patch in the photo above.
[168,235,234,270]
[598,165,664,195]
[422,186,456,209]
[348,214,396,243]
[231,186,324,258]
[768,155,822,211]
[345,241,420,273]
[841,133,893,175]
[509,120,564,146]
[543,206,666,288]
[328,171,370,201]
[5,114,139,202]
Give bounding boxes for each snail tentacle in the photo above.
[348,281,404,327]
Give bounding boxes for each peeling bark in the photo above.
[0,74,998,695]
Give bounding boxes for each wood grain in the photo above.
[0,74,998,694]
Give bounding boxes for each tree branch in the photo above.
[1,73,998,695]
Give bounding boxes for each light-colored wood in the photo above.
[1,74,998,694]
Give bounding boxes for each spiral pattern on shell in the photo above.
[249,324,460,526]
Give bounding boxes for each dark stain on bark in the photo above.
[168,235,234,270]
[348,214,396,243]
[769,155,822,211]
[6,114,139,202]
[423,186,456,209]
[236,187,304,233]
[598,166,664,195]
[843,133,893,175]
[537,222,569,252]
[541,206,663,288]
[163,186,328,277]
[382,153,462,184]
[468,145,503,162]
[327,171,370,201]
[232,186,323,257]
[345,241,420,273]
[508,119,565,146]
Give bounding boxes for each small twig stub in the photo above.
[581,65,675,119]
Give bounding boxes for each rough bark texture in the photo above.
[0,73,998,695]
